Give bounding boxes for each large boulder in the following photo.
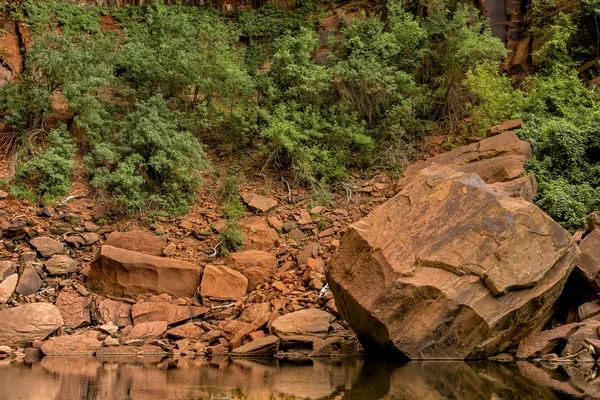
[270,308,332,347]
[55,292,92,329]
[200,264,248,301]
[328,164,579,359]
[0,303,64,347]
[40,331,102,356]
[87,245,202,299]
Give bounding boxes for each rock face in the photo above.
[87,245,202,298]
[0,303,64,347]
[328,163,579,359]
[104,231,167,256]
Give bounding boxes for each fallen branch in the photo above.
[208,240,223,258]
[211,302,235,310]
[58,192,88,207]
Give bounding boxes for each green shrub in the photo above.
[12,126,76,203]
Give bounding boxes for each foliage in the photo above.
[12,126,76,203]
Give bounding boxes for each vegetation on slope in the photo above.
[0,0,598,230]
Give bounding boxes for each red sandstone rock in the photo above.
[0,303,64,347]
[88,245,202,298]
[55,292,92,329]
[270,308,332,347]
[104,231,167,256]
[227,250,276,292]
[329,164,579,359]
[41,331,102,356]
[97,298,133,327]
[238,217,279,251]
[516,323,582,359]
[200,264,248,301]
[131,301,208,326]
[242,192,278,212]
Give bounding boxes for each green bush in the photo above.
[12,126,76,203]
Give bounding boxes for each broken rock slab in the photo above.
[516,323,582,359]
[242,192,278,213]
[238,217,279,251]
[270,308,332,347]
[0,303,64,347]
[29,236,65,258]
[87,245,202,299]
[575,229,600,290]
[0,274,18,303]
[226,250,276,292]
[231,335,280,356]
[55,292,92,329]
[328,163,579,359]
[131,300,208,326]
[41,331,102,356]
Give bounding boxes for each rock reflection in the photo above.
[0,356,574,399]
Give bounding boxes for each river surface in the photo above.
[0,355,591,399]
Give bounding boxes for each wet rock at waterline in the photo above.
[0,303,64,347]
[328,164,579,359]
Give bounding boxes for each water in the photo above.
[0,355,585,399]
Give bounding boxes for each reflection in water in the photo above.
[0,356,578,399]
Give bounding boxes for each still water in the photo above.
[0,355,589,399]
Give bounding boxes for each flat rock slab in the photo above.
[104,231,167,256]
[516,323,582,359]
[328,163,579,359]
[231,335,280,356]
[30,236,65,258]
[126,321,168,340]
[0,303,64,347]
[87,245,202,299]
[41,331,102,356]
[45,255,78,275]
[271,308,332,346]
[242,192,278,213]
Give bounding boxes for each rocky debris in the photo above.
[227,250,276,292]
[96,299,132,327]
[486,119,524,137]
[44,255,78,275]
[271,309,332,348]
[131,298,208,325]
[329,163,579,359]
[516,323,582,359]
[562,321,600,357]
[104,231,167,256]
[238,217,279,251]
[29,236,65,258]
[55,292,92,329]
[126,321,168,340]
[238,302,272,324]
[309,336,361,357]
[200,264,248,301]
[0,303,64,347]
[88,245,202,298]
[401,131,531,188]
[40,331,102,356]
[242,192,278,213]
[15,264,43,296]
[576,229,600,291]
[231,335,280,356]
[0,260,17,280]
[0,274,18,303]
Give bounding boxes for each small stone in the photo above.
[310,206,324,214]
[0,274,18,303]
[103,336,119,346]
[242,192,278,213]
[163,242,177,256]
[318,228,334,238]
[0,260,17,280]
[73,283,90,297]
[179,220,193,230]
[29,236,65,258]
[0,345,12,354]
[288,229,306,242]
[282,220,298,233]
[45,255,78,275]
[578,300,600,320]
[15,264,42,296]
[83,221,99,232]
[231,335,279,356]
[99,322,119,335]
[268,216,284,231]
